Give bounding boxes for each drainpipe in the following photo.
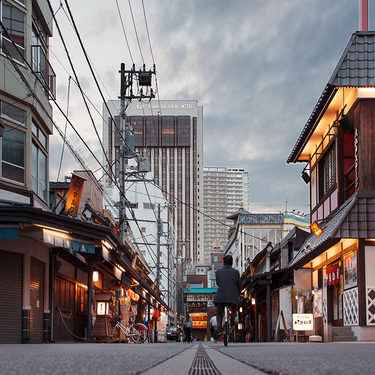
[266,278,271,342]
[87,261,93,342]
[266,245,271,342]
[254,293,259,342]
[50,252,56,343]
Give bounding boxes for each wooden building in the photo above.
[240,227,309,342]
[287,31,375,341]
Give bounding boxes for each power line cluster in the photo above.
[49,0,176,293]
[1,0,280,306]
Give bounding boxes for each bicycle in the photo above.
[223,305,230,346]
[110,318,148,344]
[214,304,232,346]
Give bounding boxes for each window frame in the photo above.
[0,99,27,126]
[1,0,26,64]
[319,144,337,199]
[31,119,48,201]
[1,123,25,185]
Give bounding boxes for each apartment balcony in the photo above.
[31,45,56,100]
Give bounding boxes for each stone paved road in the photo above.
[1,341,374,375]
[0,342,188,375]
[211,341,375,375]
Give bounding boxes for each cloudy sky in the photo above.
[49,0,371,215]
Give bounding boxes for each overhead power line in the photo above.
[128,0,144,64]
[58,0,112,171]
[116,0,134,64]
[56,75,71,182]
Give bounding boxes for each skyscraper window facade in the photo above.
[203,167,249,263]
[103,100,204,264]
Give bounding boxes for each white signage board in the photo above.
[292,313,314,331]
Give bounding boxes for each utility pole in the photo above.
[118,63,155,243]
[156,204,162,289]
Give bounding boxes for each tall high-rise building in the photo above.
[203,167,249,263]
[102,100,204,264]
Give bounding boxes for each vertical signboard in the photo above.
[64,174,85,217]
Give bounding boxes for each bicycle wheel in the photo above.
[109,325,120,343]
[223,321,228,346]
[131,323,148,344]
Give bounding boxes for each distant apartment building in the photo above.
[102,100,204,264]
[203,167,249,263]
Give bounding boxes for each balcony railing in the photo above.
[31,45,56,100]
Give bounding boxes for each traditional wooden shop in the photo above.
[0,202,168,343]
[287,31,375,341]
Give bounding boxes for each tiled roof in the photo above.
[289,194,357,269]
[238,212,284,225]
[224,210,285,254]
[336,192,375,238]
[287,31,375,164]
[226,208,251,220]
[330,32,375,87]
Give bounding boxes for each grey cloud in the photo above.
[50,0,362,213]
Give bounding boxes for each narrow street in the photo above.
[1,341,375,375]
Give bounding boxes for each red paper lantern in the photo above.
[126,289,140,302]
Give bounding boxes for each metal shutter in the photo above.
[30,257,44,343]
[0,250,23,343]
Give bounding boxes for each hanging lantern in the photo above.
[126,289,140,302]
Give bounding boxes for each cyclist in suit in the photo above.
[213,254,242,333]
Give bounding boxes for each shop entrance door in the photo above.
[331,282,343,326]
[327,263,343,326]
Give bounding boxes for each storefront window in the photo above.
[343,250,357,290]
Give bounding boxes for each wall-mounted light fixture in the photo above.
[301,171,311,184]
[93,270,99,282]
[310,221,323,237]
[338,115,353,132]
[102,240,113,250]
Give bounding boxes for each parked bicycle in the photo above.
[110,318,148,344]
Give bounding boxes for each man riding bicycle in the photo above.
[213,254,242,335]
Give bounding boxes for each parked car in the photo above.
[167,327,181,341]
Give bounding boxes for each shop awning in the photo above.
[0,226,18,239]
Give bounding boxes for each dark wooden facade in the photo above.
[288,32,375,341]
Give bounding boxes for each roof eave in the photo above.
[287,84,337,164]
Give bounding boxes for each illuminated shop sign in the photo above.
[188,302,207,309]
[187,294,214,302]
[64,174,85,217]
[43,229,95,254]
[292,313,313,331]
